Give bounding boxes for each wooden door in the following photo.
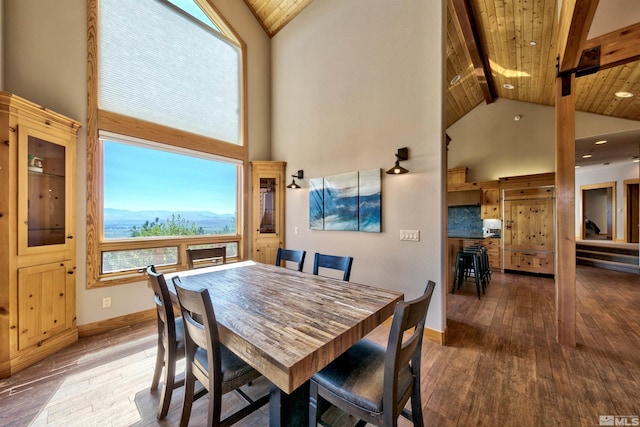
[18,261,73,350]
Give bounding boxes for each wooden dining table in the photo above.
[165,260,403,427]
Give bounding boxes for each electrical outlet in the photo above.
[400,229,420,242]
[102,297,112,309]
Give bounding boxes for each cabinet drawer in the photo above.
[504,251,554,275]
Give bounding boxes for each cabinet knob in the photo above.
[67,235,74,239]
[67,271,74,275]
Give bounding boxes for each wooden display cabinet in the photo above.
[250,161,285,265]
[0,93,80,378]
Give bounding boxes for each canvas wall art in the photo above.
[358,168,381,232]
[324,171,359,231]
[309,177,324,230]
[309,168,381,233]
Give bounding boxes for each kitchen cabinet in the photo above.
[503,187,555,275]
[251,161,285,265]
[484,238,502,270]
[0,93,80,378]
[481,188,501,219]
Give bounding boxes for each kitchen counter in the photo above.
[448,231,499,239]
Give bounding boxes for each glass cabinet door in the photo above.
[18,126,73,254]
[259,177,277,234]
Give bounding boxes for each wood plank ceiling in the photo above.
[243,0,640,128]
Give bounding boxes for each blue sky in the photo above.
[168,0,219,31]
[103,140,237,214]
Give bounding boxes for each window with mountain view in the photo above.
[99,136,239,274]
[87,0,246,283]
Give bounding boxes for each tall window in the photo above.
[87,0,247,287]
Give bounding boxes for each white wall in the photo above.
[0,0,4,90]
[576,162,639,241]
[271,0,446,333]
[3,0,271,326]
[447,98,640,182]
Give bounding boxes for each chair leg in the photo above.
[452,255,459,293]
[151,338,164,391]
[157,346,175,419]
[309,380,320,427]
[207,381,222,427]
[472,255,481,299]
[410,382,424,427]
[180,367,195,427]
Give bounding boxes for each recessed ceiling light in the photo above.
[582,154,592,158]
[529,41,537,46]
[503,84,515,90]
[615,91,634,98]
[595,140,607,145]
[450,74,461,86]
[575,165,581,169]
[633,157,639,163]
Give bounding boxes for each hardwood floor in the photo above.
[0,265,638,426]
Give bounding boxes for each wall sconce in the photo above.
[385,147,409,175]
[287,170,304,189]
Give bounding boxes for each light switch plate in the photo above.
[400,229,420,242]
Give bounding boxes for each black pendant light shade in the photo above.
[287,170,304,189]
[386,148,409,174]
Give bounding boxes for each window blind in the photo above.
[99,0,241,145]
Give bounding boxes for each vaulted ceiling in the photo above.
[243,0,640,130]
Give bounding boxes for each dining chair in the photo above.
[172,276,270,427]
[309,280,436,427]
[275,248,306,272]
[146,265,185,420]
[312,253,353,281]
[186,246,226,269]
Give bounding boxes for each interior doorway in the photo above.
[581,182,616,241]
[624,179,639,243]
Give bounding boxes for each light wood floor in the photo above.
[0,265,638,426]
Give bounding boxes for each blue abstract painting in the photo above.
[358,168,381,232]
[309,177,324,230]
[308,169,381,233]
[324,172,359,231]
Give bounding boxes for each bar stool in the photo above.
[452,251,484,299]
[464,245,491,287]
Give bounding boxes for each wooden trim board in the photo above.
[78,309,156,339]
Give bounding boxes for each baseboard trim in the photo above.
[424,326,447,345]
[78,309,156,338]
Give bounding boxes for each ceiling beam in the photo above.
[557,0,599,73]
[583,22,640,71]
[450,0,495,104]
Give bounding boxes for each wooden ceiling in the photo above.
[243,0,313,37]
[244,0,640,128]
